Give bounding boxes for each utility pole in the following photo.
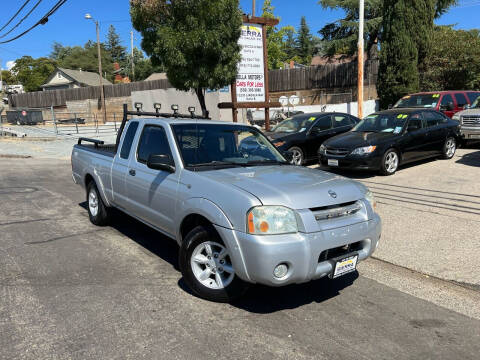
[252,0,256,16]
[85,13,107,124]
[357,0,364,119]
[131,31,135,82]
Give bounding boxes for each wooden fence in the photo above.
[269,60,379,92]
[8,79,171,108]
[9,60,379,108]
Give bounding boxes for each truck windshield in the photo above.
[394,94,439,108]
[171,124,287,169]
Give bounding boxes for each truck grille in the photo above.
[462,115,480,127]
[325,147,351,156]
[318,241,363,262]
[311,201,362,221]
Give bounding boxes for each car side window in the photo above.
[440,94,453,107]
[312,116,332,131]
[407,114,423,132]
[137,125,173,164]
[423,111,447,128]
[454,93,467,108]
[467,92,480,104]
[120,121,139,159]
[332,115,352,128]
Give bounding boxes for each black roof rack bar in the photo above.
[115,103,210,152]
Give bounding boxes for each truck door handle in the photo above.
[129,169,136,176]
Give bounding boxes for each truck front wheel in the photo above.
[86,181,111,226]
[179,225,249,302]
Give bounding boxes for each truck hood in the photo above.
[456,108,480,117]
[196,165,366,209]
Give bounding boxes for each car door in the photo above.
[304,115,332,160]
[125,124,180,236]
[399,113,428,162]
[439,93,455,118]
[111,120,139,209]
[423,111,449,155]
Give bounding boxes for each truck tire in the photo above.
[179,225,249,302]
[86,181,111,226]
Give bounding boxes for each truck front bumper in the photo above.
[214,214,381,287]
[460,127,480,140]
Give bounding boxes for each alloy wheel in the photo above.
[385,151,398,173]
[445,139,456,158]
[290,149,303,165]
[190,241,235,290]
[88,190,99,217]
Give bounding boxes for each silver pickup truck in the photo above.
[71,105,381,302]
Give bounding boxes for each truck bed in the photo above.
[75,143,116,158]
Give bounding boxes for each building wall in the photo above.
[47,71,72,85]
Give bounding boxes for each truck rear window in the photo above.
[120,121,139,159]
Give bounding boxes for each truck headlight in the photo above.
[365,190,377,210]
[247,206,298,235]
[352,146,376,155]
[452,114,460,122]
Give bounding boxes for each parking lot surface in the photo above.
[1,157,480,359]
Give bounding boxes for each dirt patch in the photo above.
[0,154,32,159]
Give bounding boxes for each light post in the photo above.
[85,13,107,124]
[357,0,364,119]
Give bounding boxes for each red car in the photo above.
[393,91,480,118]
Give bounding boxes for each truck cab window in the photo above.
[137,125,173,164]
[120,121,139,159]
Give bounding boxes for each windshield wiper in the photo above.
[190,161,246,168]
[244,159,290,166]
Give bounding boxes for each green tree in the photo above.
[58,42,114,81]
[124,47,164,81]
[421,26,480,91]
[106,25,127,64]
[318,0,458,57]
[296,16,314,65]
[12,56,57,92]
[130,0,243,117]
[1,70,17,85]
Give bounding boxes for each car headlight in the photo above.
[319,144,326,154]
[247,206,298,235]
[365,190,377,210]
[352,145,377,155]
[452,114,460,121]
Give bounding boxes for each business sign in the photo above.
[235,23,265,103]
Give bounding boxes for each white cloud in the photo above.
[6,61,15,70]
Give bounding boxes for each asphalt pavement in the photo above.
[1,157,480,359]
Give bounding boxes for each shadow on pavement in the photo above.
[231,272,358,313]
[455,150,480,167]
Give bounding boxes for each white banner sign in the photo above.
[235,23,265,103]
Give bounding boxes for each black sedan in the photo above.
[266,112,359,165]
[318,108,460,175]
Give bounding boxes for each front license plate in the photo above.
[469,134,480,139]
[332,255,358,278]
[328,159,339,166]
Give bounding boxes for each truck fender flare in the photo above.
[85,170,111,207]
[175,197,233,243]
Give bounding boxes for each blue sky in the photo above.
[1,0,479,70]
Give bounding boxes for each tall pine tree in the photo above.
[106,25,127,65]
[378,0,436,108]
[296,17,314,65]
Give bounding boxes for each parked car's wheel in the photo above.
[86,181,111,226]
[288,146,304,166]
[442,137,456,159]
[179,225,249,302]
[380,149,399,176]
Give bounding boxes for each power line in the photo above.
[0,0,44,39]
[0,0,33,33]
[0,0,68,44]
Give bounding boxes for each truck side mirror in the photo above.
[147,154,175,173]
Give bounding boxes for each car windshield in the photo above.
[353,113,408,133]
[171,124,287,169]
[272,115,316,133]
[394,94,439,108]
